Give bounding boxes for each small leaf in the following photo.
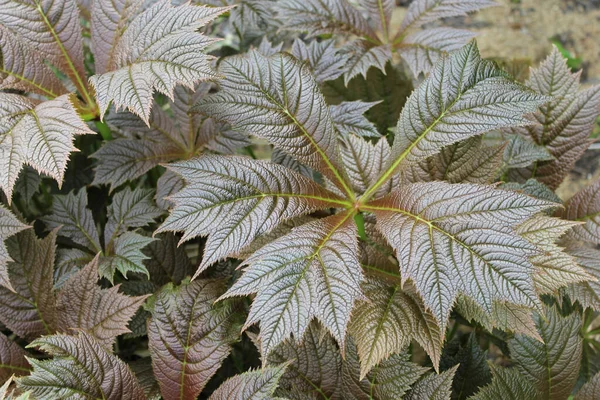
[148,279,238,400]
[209,364,288,400]
[99,232,155,282]
[56,256,149,348]
[342,41,392,86]
[19,332,145,399]
[0,333,30,383]
[509,306,582,400]
[331,101,381,138]
[468,364,537,400]
[0,206,28,290]
[565,247,600,311]
[405,365,459,400]
[340,135,392,196]
[291,39,349,84]
[399,0,497,32]
[562,178,600,245]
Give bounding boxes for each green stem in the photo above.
[94,121,112,141]
[354,212,368,242]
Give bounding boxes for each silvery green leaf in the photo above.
[503,133,554,169]
[399,0,497,33]
[209,364,288,400]
[99,232,155,282]
[291,39,349,84]
[562,178,600,244]
[339,135,392,197]
[342,41,392,86]
[0,206,28,290]
[468,364,537,400]
[330,101,381,137]
[230,0,277,36]
[358,0,394,40]
[155,170,184,211]
[404,365,459,400]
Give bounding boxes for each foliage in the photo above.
[0,0,599,399]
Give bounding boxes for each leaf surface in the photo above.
[0,207,28,290]
[291,39,349,84]
[404,365,458,400]
[468,364,537,400]
[0,333,30,383]
[209,364,288,400]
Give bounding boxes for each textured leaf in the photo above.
[157,155,347,274]
[468,364,537,400]
[90,1,230,123]
[399,28,477,77]
[0,333,30,383]
[291,39,349,84]
[0,94,93,199]
[0,207,28,290]
[359,0,394,39]
[224,213,362,357]
[517,214,589,294]
[576,371,600,400]
[0,0,86,92]
[513,47,600,189]
[54,248,90,289]
[562,178,600,245]
[509,306,582,400]
[342,42,392,85]
[148,279,237,400]
[565,247,600,311]
[0,230,56,339]
[502,178,562,204]
[143,233,193,287]
[340,135,393,197]
[369,41,547,197]
[104,188,162,245]
[13,168,40,204]
[193,51,353,195]
[156,170,184,210]
[231,0,277,35]
[330,101,380,137]
[199,118,251,155]
[56,256,148,348]
[99,232,154,281]
[399,0,497,32]
[276,0,376,39]
[42,189,101,253]
[502,133,553,169]
[19,332,145,399]
[130,359,161,400]
[209,364,288,400]
[405,365,459,400]
[366,181,551,328]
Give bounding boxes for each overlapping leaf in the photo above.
[291,39,349,84]
[147,279,238,400]
[576,371,600,400]
[90,1,230,123]
[399,0,497,33]
[468,365,537,400]
[330,101,380,138]
[157,155,347,275]
[0,207,28,290]
[562,178,600,244]
[18,332,145,399]
[404,365,458,400]
[342,41,392,85]
[209,364,288,400]
[0,333,29,383]
[565,247,600,311]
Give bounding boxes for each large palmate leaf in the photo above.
[157,156,347,274]
[0,94,93,200]
[19,332,145,399]
[509,306,582,400]
[562,178,600,245]
[224,213,362,357]
[209,364,288,400]
[365,181,551,328]
[90,1,230,123]
[0,207,28,290]
[147,279,238,400]
[193,50,354,196]
[510,47,600,189]
[56,256,148,348]
[0,333,30,383]
[0,230,56,340]
[468,365,537,400]
[361,41,547,200]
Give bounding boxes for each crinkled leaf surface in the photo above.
[576,371,600,400]
[0,333,30,383]
[562,178,600,245]
[291,39,349,84]
[342,41,392,86]
[56,256,148,348]
[99,232,155,282]
[366,181,551,328]
[359,0,394,40]
[468,364,537,400]
[209,364,288,400]
[509,306,582,400]
[340,135,392,197]
[224,213,362,357]
[565,247,600,311]
[399,0,497,32]
[404,365,458,400]
[18,332,145,400]
[148,279,237,400]
[157,155,347,275]
[330,101,380,138]
[0,206,28,290]
[104,188,162,245]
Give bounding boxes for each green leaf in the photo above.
[468,364,537,400]
[19,332,145,399]
[209,364,288,400]
[99,232,155,282]
[405,365,459,400]
[148,279,238,400]
[0,206,28,290]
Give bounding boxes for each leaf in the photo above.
[209,364,288,400]
[193,51,352,196]
[54,248,90,289]
[0,206,28,290]
[342,42,392,86]
[399,0,497,33]
[405,365,459,400]
[56,256,148,348]
[143,233,193,287]
[340,135,393,197]
[157,155,347,274]
[148,279,237,400]
[0,94,94,200]
[509,306,582,400]
[366,181,551,328]
[199,118,251,155]
[0,333,30,383]
[516,214,590,294]
[19,332,145,399]
[502,178,562,204]
[565,247,600,311]
[224,212,362,357]
[104,187,163,245]
[562,178,600,245]
[502,134,553,169]
[330,101,380,138]
[99,232,155,282]
[156,170,184,210]
[276,0,376,39]
[291,39,349,84]
[468,364,537,400]
[13,168,40,204]
[399,28,477,77]
[373,41,547,197]
[0,230,56,339]
[358,0,394,39]
[89,1,230,123]
[514,47,600,189]
[0,0,86,93]
[230,0,277,36]
[42,189,101,253]
[576,371,600,400]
